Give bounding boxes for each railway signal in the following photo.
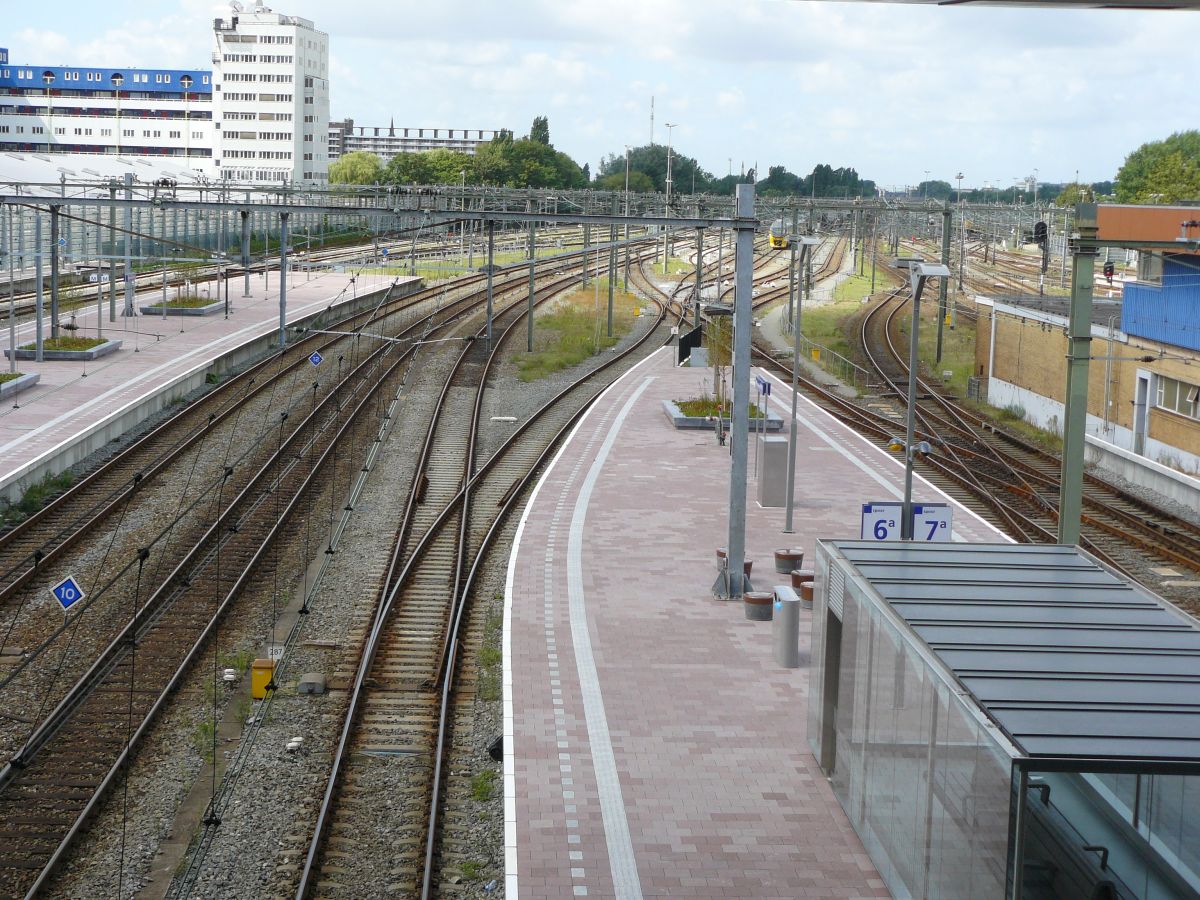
[1103,261,1115,284]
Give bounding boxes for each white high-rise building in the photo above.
[211,2,330,185]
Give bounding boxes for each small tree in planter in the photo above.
[707,316,732,415]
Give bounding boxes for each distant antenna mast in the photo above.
[650,96,655,146]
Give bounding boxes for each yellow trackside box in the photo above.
[251,658,276,699]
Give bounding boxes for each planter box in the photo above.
[5,339,122,362]
[0,372,39,400]
[661,398,784,432]
[140,300,225,317]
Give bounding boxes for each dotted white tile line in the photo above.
[501,349,668,899]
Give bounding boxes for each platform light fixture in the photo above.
[111,72,125,153]
[783,235,820,533]
[901,261,951,540]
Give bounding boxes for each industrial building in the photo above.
[977,205,1200,484]
[327,118,501,163]
[0,52,212,165]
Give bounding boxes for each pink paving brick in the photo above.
[504,347,1007,898]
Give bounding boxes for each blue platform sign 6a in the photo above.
[51,575,86,611]
[861,502,903,541]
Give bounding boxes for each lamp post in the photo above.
[459,169,466,264]
[41,70,56,152]
[783,236,820,534]
[955,172,965,291]
[180,74,193,164]
[111,72,124,153]
[623,145,632,290]
[923,170,930,199]
[663,122,677,273]
[901,262,951,540]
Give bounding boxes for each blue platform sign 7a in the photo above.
[51,575,86,611]
[913,503,952,542]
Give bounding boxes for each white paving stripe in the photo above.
[567,375,654,900]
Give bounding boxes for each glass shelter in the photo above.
[810,541,1200,900]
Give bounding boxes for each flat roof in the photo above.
[829,541,1200,764]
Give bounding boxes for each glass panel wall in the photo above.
[813,575,1011,899]
[1017,768,1200,899]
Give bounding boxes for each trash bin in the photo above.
[743,591,774,621]
[790,568,814,590]
[774,548,804,574]
[716,547,754,578]
[799,582,814,610]
[773,588,802,668]
[251,658,276,699]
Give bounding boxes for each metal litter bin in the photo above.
[773,588,802,668]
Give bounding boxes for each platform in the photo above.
[502,347,1008,899]
[0,269,421,503]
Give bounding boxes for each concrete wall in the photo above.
[1,278,423,505]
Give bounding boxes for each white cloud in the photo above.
[6,0,1199,187]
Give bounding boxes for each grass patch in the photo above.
[471,768,498,803]
[659,255,693,276]
[517,279,639,382]
[144,294,217,309]
[219,648,256,676]
[19,336,107,352]
[477,606,503,703]
[192,719,216,764]
[832,270,886,304]
[1,470,74,527]
[460,860,482,881]
[912,298,977,398]
[0,372,24,385]
[800,271,900,367]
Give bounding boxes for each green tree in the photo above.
[1116,131,1200,203]
[384,151,436,185]
[328,151,383,185]
[596,144,713,195]
[916,180,954,202]
[596,171,655,193]
[1054,183,1094,206]
[530,115,551,146]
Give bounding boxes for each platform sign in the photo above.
[861,502,903,541]
[308,351,323,367]
[755,375,771,397]
[51,575,86,611]
[912,503,952,542]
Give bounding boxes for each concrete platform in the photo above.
[503,347,1008,899]
[0,269,421,504]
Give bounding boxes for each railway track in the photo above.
[291,249,674,897]
[640,239,1200,613]
[0,240,653,898]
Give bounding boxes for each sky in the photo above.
[7,0,1198,192]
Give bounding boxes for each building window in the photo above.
[1137,252,1164,285]
[1156,376,1200,421]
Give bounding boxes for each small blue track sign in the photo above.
[51,575,86,611]
[309,351,323,367]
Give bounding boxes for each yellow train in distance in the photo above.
[768,219,789,249]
